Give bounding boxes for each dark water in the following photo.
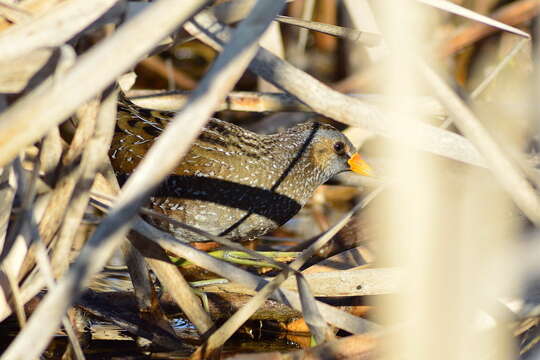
[0,302,305,359]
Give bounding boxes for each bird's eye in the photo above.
[333,141,346,155]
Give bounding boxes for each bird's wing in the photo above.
[111,96,238,177]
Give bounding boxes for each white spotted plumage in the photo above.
[111,95,357,242]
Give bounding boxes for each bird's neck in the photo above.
[258,133,325,205]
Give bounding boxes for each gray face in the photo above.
[306,127,357,183]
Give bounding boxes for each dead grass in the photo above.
[0,0,539,359]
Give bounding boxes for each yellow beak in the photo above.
[348,153,374,177]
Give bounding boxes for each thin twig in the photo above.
[470,38,529,99]
[440,0,539,57]
[419,0,530,39]
[278,15,382,47]
[294,0,314,54]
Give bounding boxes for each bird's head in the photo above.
[286,122,374,184]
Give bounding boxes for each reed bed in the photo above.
[0,0,539,359]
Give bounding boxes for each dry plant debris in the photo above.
[1,0,540,359]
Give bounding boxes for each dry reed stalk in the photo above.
[0,262,26,327]
[17,99,99,282]
[33,234,86,360]
[257,21,284,92]
[127,90,446,119]
[4,261,47,321]
[89,189,377,346]
[440,0,539,56]
[93,169,215,336]
[343,0,387,62]
[375,2,517,360]
[185,11,486,168]
[301,246,370,273]
[0,154,48,321]
[0,166,15,249]
[189,190,382,358]
[3,1,296,358]
[0,0,208,169]
[139,56,197,90]
[295,0,314,54]
[38,128,63,187]
[278,14,382,47]
[121,240,179,335]
[420,0,530,39]
[128,232,214,334]
[0,0,120,60]
[0,0,65,31]
[375,2,463,359]
[470,38,529,100]
[0,193,50,322]
[78,292,191,349]
[229,332,378,360]
[0,48,55,93]
[0,2,208,359]
[419,61,540,225]
[279,267,400,296]
[134,218,377,335]
[50,91,117,277]
[0,2,31,24]
[193,266,398,297]
[5,154,42,328]
[85,108,180,338]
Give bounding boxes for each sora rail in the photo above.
[110,95,373,242]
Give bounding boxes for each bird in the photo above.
[110,94,373,243]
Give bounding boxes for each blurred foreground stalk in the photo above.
[373,1,517,360]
